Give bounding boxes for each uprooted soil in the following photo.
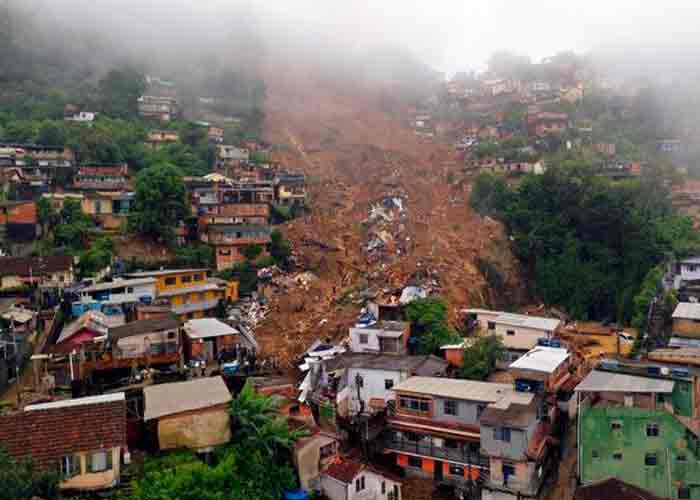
[255,66,529,367]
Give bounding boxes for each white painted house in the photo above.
[313,353,449,417]
[349,321,410,355]
[463,309,561,363]
[321,460,401,500]
[679,257,700,283]
[78,278,157,305]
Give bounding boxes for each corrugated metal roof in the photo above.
[25,392,125,411]
[672,302,700,320]
[495,313,560,331]
[574,370,674,393]
[509,347,570,373]
[184,318,238,339]
[392,376,512,403]
[144,376,231,421]
[81,278,156,293]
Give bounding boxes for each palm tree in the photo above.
[229,381,307,457]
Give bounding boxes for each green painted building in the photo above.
[576,366,700,500]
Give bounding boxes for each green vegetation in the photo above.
[405,297,461,355]
[0,446,58,500]
[132,381,304,500]
[269,229,292,269]
[129,163,188,244]
[459,336,506,381]
[470,164,700,323]
[78,236,114,278]
[173,243,215,269]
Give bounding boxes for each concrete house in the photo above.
[508,347,571,394]
[73,164,129,190]
[0,393,127,493]
[463,309,561,364]
[76,277,157,305]
[575,362,700,500]
[143,376,232,452]
[479,391,554,500]
[671,302,700,348]
[294,432,339,491]
[321,460,402,500]
[385,377,509,488]
[0,255,74,290]
[349,321,411,355]
[308,353,449,418]
[183,317,257,363]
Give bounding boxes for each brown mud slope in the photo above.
[258,66,529,365]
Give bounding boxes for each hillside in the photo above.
[255,63,529,363]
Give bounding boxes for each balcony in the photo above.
[384,437,490,469]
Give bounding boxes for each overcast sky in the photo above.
[255,0,700,74]
[24,0,700,76]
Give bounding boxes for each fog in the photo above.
[10,0,700,79]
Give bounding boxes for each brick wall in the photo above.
[0,399,126,470]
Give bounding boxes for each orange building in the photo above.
[124,269,238,321]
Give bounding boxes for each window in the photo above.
[592,450,599,459]
[493,427,511,442]
[385,379,394,390]
[355,476,365,492]
[359,334,369,345]
[167,331,176,340]
[382,481,386,494]
[645,453,658,466]
[193,274,203,281]
[476,404,486,419]
[647,423,660,437]
[612,452,623,461]
[677,454,687,463]
[405,432,420,442]
[60,454,80,478]
[449,465,465,476]
[87,450,112,472]
[611,421,623,431]
[506,330,515,336]
[679,487,691,500]
[181,275,192,283]
[126,287,134,293]
[407,456,422,468]
[444,399,458,416]
[165,277,177,286]
[399,396,430,414]
[487,321,496,330]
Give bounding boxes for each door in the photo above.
[203,340,215,362]
[434,460,444,482]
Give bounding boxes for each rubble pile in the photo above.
[250,61,530,368]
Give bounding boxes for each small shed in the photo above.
[183,318,256,362]
[143,376,232,451]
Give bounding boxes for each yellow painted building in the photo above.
[124,268,238,321]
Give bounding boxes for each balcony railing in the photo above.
[384,438,489,469]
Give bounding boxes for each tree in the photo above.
[229,380,307,457]
[78,236,114,278]
[53,198,93,251]
[132,381,304,500]
[405,297,461,355]
[98,67,146,119]
[269,230,291,269]
[129,163,187,244]
[36,197,57,235]
[241,243,264,261]
[459,336,506,381]
[0,446,59,500]
[37,120,67,147]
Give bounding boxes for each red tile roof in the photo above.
[0,395,127,470]
[324,459,365,483]
[575,478,663,500]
